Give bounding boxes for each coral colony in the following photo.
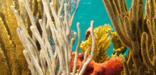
[12,0,97,74]
[0,0,156,75]
[104,0,156,74]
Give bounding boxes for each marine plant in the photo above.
[103,0,156,74]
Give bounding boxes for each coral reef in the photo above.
[12,0,99,75]
[103,0,156,74]
[0,0,132,75]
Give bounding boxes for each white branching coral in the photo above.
[11,0,96,75]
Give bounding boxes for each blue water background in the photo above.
[71,0,132,57]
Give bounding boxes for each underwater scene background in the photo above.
[72,0,132,57]
[1,0,156,74]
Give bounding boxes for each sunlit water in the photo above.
[71,0,132,57]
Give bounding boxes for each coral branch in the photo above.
[103,0,156,74]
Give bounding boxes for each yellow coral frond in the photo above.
[80,25,112,63]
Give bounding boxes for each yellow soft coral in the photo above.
[80,25,112,63]
[80,25,127,63]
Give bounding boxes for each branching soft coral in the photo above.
[81,25,126,63]
[80,25,112,63]
[103,0,156,74]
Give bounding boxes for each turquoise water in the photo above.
[71,0,132,57]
